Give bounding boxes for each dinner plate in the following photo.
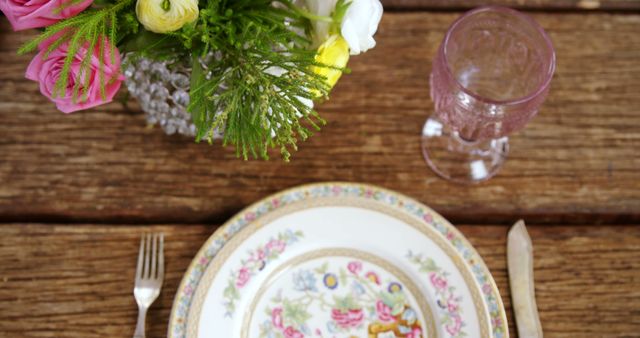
[168,183,508,338]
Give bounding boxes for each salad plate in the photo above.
[168,183,508,338]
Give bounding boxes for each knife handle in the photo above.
[508,220,543,338]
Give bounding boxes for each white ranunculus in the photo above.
[136,0,198,33]
[340,0,383,55]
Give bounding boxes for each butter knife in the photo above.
[507,220,543,338]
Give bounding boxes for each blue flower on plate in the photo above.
[351,281,366,295]
[402,307,417,324]
[388,282,403,294]
[326,321,338,334]
[292,270,317,292]
[323,273,338,290]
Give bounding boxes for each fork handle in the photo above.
[133,307,147,338]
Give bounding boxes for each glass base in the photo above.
[421,117,509,184]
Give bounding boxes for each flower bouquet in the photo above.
[1,0,383,160]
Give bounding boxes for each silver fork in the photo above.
[133,233,164,338]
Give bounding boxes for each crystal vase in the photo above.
[123,55,223,139]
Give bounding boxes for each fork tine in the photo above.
[158,233,164,279]
[143,233,151,279]
[136,235,145,280]
[151,233,158,279]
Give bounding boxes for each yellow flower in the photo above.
[311,34,350,94]
[136,0,198,34]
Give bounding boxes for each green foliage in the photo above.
[282,298,311,325]
[19,0,135,102]
[186,0,334,160]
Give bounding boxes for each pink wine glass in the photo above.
[421,6,556,183]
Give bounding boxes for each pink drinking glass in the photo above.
[421,6,556,183]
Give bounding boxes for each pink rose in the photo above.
[446,315,463,336]
[375,300,395,323]
[236,267,251,288]
[347,261,362,275]
[429,272,447,290]
[0,0,93,31]
[266,239,286,253]
[283,326,304,338]
[25,34,122,113]
[271,307,283,329]
[331,308,363,329]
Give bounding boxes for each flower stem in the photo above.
[288,4,333,23]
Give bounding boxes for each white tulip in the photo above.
[340,0,383,55]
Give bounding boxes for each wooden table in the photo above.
[1,1,639,337]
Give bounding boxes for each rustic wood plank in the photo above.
[381,0,640,11]
[0,223,638,337]
[1,12,640,224]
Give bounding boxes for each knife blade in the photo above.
[507,220,543,338]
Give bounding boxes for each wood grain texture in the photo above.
[0,223,638,337]
[1,12,640,225]
[381,0,640,11]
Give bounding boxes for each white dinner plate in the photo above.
[169,183,508,338]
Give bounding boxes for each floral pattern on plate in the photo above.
[169,183,507,338]
[257,259,424,338]
[223,229,304,316]
[407,251,466,337]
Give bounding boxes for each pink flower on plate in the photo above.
[423,213,433,223]
[25,34,122,113]
[429,272,447,290]
[482,283,492,295]
[331,308,364,329]
[406,327,422,338]
[447,299,459,314]
[271,307,283,329]
[266,239,286,253]
[245,212,256,221]
[347,261,362,275]
[0,0,93,31]
[376,300,395,323]
[491,315,502,328]
[254,248,266,260]
[446,315,463,336]
[365,271,381,285]
[283,326,304,338]
[236,267,251,288]
[271,198,280,208]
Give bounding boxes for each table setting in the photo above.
[0,0,639,338]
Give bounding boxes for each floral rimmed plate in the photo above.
[168,183,508,338]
